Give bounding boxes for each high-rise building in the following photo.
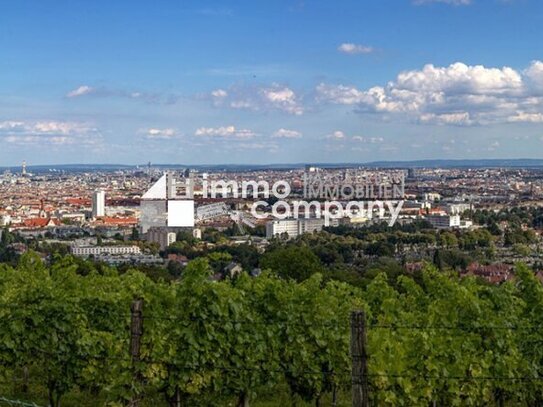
[22,161,27,176]
[146,227,177,251]
[92,190,106,218]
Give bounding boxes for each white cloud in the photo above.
[145,128,177,139]
[419,112,473,126]
[230,100,253,109]
[209,84,304,115]
[195,125,255,139]
[316,83,367,105]
[211,89,228,98]
[507,112,543,123]
[66,85,179,104]
[0,121,26,131]
[268,88,292,102]
[338,43,374,55]
[327,132,385,144]
[260,86,304,115]
[352,135,385,143]
[33,121,85,134]
[393,62,522,95]
[524,60,543,90]
[66,85,94,98]
[326,130,346,139]
[0,120,100,145]
[316,61,543,125]
[272,128,303,139]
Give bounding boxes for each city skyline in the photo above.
[2,0,543,165]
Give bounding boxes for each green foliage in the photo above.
[365,265,543,405]
[505,227,537,246]
[0,227,15,246]
[176,230,197,245]
[205,251,233,273]
[2,252,543,405]
[433,248,471,271]
[513,243,531,257]
[130,227,140,241]
[260,245,324,281]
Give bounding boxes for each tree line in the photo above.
[1,253,543,405]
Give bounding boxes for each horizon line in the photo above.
[2,157,543,169]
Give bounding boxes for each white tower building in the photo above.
[92,190,106,218]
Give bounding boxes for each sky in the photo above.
[1,0,543,166]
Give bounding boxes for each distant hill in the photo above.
[2,158,543,173]
[362,158,543,168]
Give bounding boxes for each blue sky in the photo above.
[1,0,543,165]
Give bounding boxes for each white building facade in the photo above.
[266,217,338,239]
[92,190,106,218]
[71,245,141,257]
[426,214,461,229]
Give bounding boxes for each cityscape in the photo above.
[3,0,543,406]
[2,161,543,283]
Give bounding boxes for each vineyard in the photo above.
[1,252,543,406]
